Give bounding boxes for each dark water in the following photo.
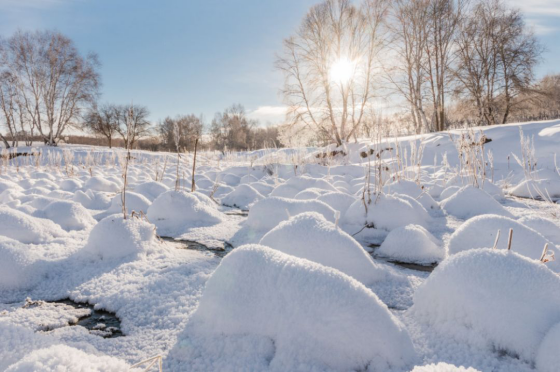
[161,237,232,258]
[368,244,438,273]
[50,299,123,338]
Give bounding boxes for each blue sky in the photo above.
[1,0,559,125]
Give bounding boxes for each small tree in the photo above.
[115,104,151,149]
[83,104,120,148]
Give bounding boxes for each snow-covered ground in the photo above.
[0,119,559,371]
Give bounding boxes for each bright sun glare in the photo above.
[329,57,355,84]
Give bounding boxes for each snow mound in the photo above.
[133,181,169,201]
[410,363,481,372]
[441,186,512,219]
[72,190,112,210]
[316,191,357,214]
[519,215,560,244]
[343,193,430,231]
[245,197,336,232]
[106,191,151,215]
[147,190,223,236]
[260,212,393,285]
[377,224,445,264]
[59,179,83,192]
[5,345,136,372]
[270,175,336,198]
[411,248,560,364]
[0,237,42,290]
[536,322,560,372]
[0,206,67,243]
[509,176,560,199]
[84,176,120,193]
[83,214,163,260]
[222,184,264,209]
[173,245,416,371]
[40,200,96,231]
[0,179,24,194]
[447,214,558,271]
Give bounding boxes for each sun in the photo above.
[329,57,356,84]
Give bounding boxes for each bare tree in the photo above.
[385,0,431,134]
[3,30,100,145]
[276,0,388,146]
[83,104,120,148]
[115,104,151,149]
[210,104,256,151]
[454,0,543,125]
[157,114,204,151]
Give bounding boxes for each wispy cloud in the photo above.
[249,106,287,124]
[506,0,560,17]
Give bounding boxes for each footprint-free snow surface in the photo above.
[1,120,560,371]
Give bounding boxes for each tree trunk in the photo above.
[0,133,10,149]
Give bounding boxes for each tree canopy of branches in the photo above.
[157,114,204,152]
[0,30,100,147]
[277,0,388,146]
[210,104,257,151]
[83,104,120,148]
[454,0,543,125]
[114,104,151,149]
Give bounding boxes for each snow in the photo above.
[1,120,560,372]
[244,196,336,233]
[168,245,416,372]
[83,215,164,260]
[536,322,560,372]
[343,193,430,231]
[411,363,481,372]
[259,212,395,285]
[146,190,223,236]
[221,183,264,209]
[5,345,137,372]
[441,186,512,219]
[411,248,560,364]
[447,214,559,271]
[0,205,67,243]
[377,224,445,264]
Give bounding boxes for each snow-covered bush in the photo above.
[171,245,416,371]
[377,224,445,264]
[0,237,42,290]
[270,175,336,198]
[411,248,560,364]
[83,176,120,193]
[260,212,395,285]
[133,181,169,201]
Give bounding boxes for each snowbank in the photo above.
[83,214,163,260]
[147,190,223,236]
[0,206,67,243]
[316,191,357,215]
[519,215,560,244]
[5,345,136,372]
[440,186,512,219]
[172,245,416,371]
[447,214,558,271]
[270,175,336,198]
[133,181,169,201]
[260,212,393,285]
[377,224,445,264]
[245,197,336,232]
[411,248,560,364]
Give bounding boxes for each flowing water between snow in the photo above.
[49,299,123,338]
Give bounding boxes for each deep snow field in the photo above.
[1,120,560,372]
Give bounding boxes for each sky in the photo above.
[1,0,559,126]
